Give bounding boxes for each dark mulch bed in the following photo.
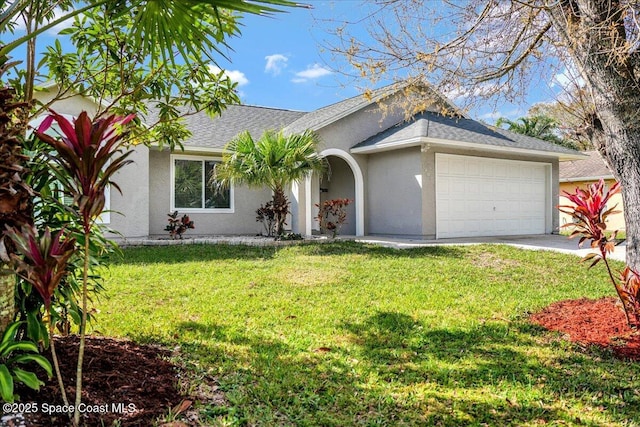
[530,297,640,361]
[14,336,185,426]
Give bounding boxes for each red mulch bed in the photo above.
[530,297,640,361]
[13,336,186,427]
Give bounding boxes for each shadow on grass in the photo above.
[108,243,281,264]
[108,240,467,265]
[132,314,640,426]
[294,240,466,259]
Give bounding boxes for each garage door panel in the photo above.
[436,154,549,239]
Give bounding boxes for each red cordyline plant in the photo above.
[165,211,195,239]
[316,198,352,238]
[2,225,76,406]
[36,111,136,233]
[36,110,135,426]
[559,178,640,329]
[3,226,76,310]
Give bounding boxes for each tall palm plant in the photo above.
[214,129,327,236]
[495,116,556,138]
[0,1,296,62]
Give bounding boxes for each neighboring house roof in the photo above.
[284,81,461,135]
[351,111,583,159]
[559,150,614,181]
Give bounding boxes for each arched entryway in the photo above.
[306,148,364,236]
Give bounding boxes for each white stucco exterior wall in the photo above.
[34,87,103,117]
[35,87,152,238]
[367,147,423,236]
[148,150,272,236]
[108,145,150,238]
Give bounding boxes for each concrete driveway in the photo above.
[354,234,627,262]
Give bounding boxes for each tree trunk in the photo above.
[0,274,14,333]
[272,187,289,237]
[598,123,640,271]
[0,86,32,333]
[546,0,640,270]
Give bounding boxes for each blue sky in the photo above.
[9,1,570,123]
[213,1,568,122]
[216,1,366,111]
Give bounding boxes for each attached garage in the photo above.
[436,154,550,239]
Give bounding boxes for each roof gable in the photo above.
[284,81,459,135]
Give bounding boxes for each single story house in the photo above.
[35,83,584,239]
[559,150,625,231]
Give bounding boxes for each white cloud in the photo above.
[292,64,332,83]
[478,108,523,124]
[552,66,585,89]
[444,82,500,102]
[209,65,249,87]
[478,111,505,122]
[265,54,288,76]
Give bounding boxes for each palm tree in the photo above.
[214,129,327,236]
[0,1,296,62]
[495,115,557,138]
[495,115,579,150]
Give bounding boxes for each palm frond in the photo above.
[212,129,327,193]
[129,0,302,65]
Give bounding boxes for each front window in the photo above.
[172,156,232,211]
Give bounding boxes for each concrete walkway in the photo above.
[354,234,627,262]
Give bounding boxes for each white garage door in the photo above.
[436,154,549,239]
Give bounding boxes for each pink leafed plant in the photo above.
[35,110,135,425]
[2,225,76,406]
[35,111,136,233]
[316,198,352,238]
[3,226,76,310]
[559,178,639,329]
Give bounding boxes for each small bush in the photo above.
[559,179,639,329]
[256,202,276,237]
[0,321,52,403]
[316,198,352,238]
[277,232,303,241]
[165,211,195,239]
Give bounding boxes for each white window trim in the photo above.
[170,154,234,213]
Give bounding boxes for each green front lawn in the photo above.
[95,242,639,426]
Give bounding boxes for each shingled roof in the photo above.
[152,104,306,150]
[559,150,614,181]
[352,111,582,158]
[145,82,582,160]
